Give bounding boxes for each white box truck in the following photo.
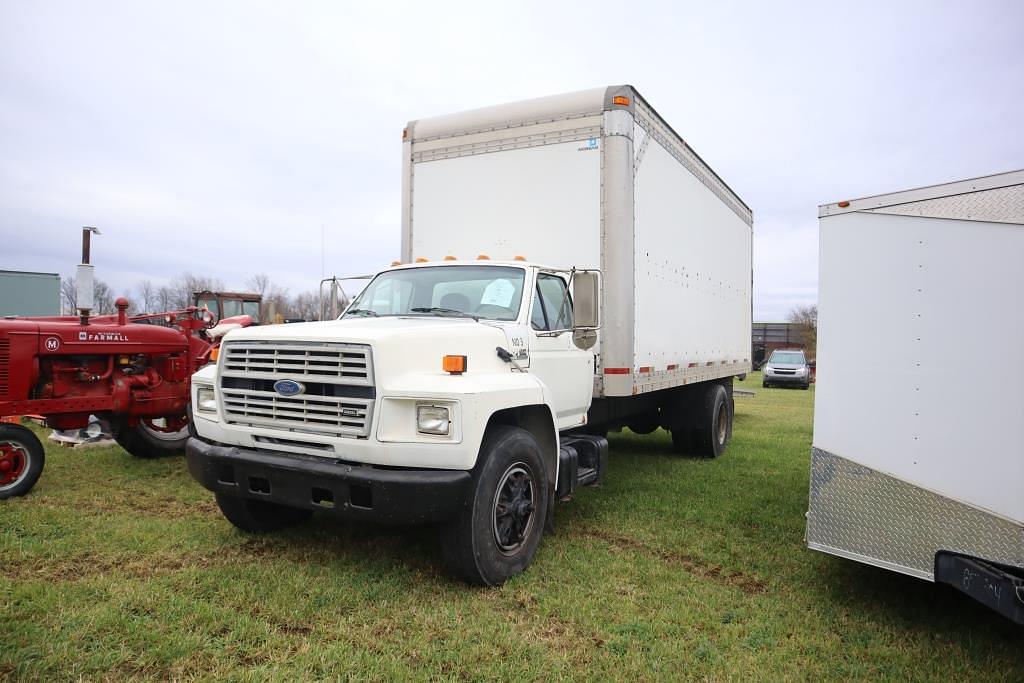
[186,85,753,584]
[808,169,1024,622]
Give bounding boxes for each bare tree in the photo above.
[136,280,157,313]
[167,272,225,309]
[61,273,118,314]
[93,280,116,314]
[60,274,77,314]
[787,304,818,358]
[291,291,320,321]
[245,273,271,298]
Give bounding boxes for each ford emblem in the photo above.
[273,379,305,397]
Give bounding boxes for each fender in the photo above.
[383,370,561,479]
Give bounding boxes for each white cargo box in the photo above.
[401,85,753,398]
[808,169,1024,581]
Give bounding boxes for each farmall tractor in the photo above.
[0,229,252,499]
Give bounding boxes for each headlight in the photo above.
[796,367,807,376]
[196,386,217,413]
[763,365,773,375]
[417,404,450,435]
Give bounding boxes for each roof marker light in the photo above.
[838,201,850,208]
[477,254,490,260]
[443,255,457,261]
[612,95,630,106]
[391,260,401,266]
[514,255,527,261]
[415,257,429,263]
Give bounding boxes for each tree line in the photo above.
[60,272,343,322]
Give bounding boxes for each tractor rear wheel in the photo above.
[0,423,45,499]
[113,417,189,458]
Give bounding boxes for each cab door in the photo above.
[527,272,594,430]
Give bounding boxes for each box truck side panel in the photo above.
[408,139,602,269]
[632,129,752,379]
[814,211,1024,524]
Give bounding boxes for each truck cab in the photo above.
[187,259,604,585]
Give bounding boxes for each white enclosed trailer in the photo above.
[808,169,1024,622]
[402,85,753,437]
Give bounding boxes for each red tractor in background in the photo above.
[0,229,254,499]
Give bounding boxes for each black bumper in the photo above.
[935,552,1024,624]
[764,374,808,385]
[186,437,472,525]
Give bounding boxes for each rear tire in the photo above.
[112,417,189,458]
[0,424,45,499]
[441,425,549,586]
[693,384,732,458]
[215,492,312,533]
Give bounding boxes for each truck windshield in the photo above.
[345,265,525,321]
[770,352,805,364]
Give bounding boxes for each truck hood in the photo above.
[222,316,503,345]
[220,317,513,380]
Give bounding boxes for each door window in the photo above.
[531,274,573,331]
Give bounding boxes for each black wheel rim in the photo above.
[492,463,536,555]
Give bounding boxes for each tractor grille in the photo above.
[221,341,373,386]
[0,339,9,397]
[219,341,375,438]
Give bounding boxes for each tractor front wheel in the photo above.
[113,417,189,458]
[0,423,45,499]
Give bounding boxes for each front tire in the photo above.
[442,426,549,586]
[215,492,312,533]
[112,417,189,458]
[0,424,45,499]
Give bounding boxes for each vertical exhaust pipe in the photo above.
[77,227,101,325]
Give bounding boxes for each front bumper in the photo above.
[186,437,472,525]
[764,373,808,385]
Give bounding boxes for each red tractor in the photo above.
[0,299,251,499]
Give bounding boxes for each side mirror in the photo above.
[572,270,600,350]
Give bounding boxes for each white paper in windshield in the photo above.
[480,279,515,308]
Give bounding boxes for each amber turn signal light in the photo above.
[443,355,467,375]
[210,347,220,362]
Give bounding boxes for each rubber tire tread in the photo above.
[112,419,188,458]
[0,424,45,499]
[693,384,732,458]
[441,425,549,586]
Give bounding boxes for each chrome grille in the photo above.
[221,341,373,386]
[221,388,373,438]
[220,340,374,438]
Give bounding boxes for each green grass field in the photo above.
[2,373,1021,680]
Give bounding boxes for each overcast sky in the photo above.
[2,1,1021,319]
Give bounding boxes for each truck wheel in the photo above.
[0,424,45,499]
[441,426,549,586]
[214,492,312,533]
[693,384,732,458]
[112,417,189,458]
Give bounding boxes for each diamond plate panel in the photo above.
[866,184,1024,224]
[806,448,1024,580]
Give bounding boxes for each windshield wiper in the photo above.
[410,307,479,321]
[344,308,379,317]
